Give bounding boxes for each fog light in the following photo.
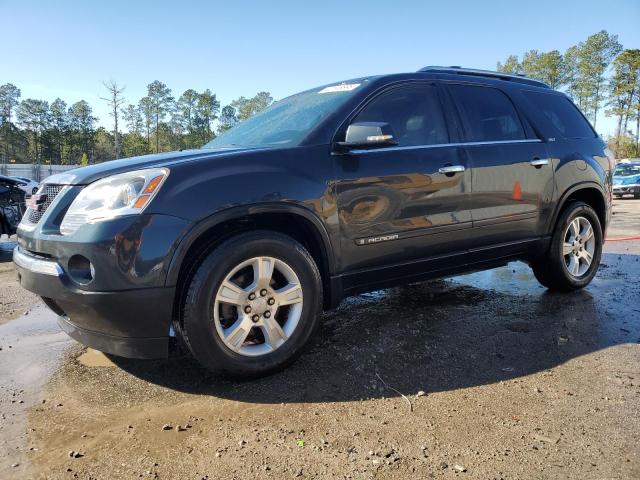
[67,255,94,284]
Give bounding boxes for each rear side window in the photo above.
[523,91,596,139]
[449,84,526,142]
[353,84,449,147]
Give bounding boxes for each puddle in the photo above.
[0,304,71,474]
[452,261,546,295]
[452,254,636,297]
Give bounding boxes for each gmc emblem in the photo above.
[26,194,48,211]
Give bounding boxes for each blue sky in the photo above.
[2,0,639,136]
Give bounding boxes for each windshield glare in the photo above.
[202,82,363,149]
[614,164,640,176]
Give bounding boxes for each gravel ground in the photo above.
[0,238,37,326]
[0,200,639,479]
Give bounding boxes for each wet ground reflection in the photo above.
[102,252,640,403]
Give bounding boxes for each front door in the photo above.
[334,83,472,273]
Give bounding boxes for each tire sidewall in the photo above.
[183,232,322,376]
[552,202,603,289]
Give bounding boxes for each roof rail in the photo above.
[418,66,550,88]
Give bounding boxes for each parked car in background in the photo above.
[14,66,612,377]
[0,175,26,236]
[11,176,40,196]
[612,162,640,198]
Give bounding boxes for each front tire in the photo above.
[180,231,322,377]
[531,201,602,291]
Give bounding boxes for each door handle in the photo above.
[438,165,466,175]
[530,158,550,167]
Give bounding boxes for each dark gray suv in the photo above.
[14,66,613,377]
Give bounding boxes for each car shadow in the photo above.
[109,252,640,404]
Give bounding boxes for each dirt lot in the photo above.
[1,199,639,480]
[0,266,37,326]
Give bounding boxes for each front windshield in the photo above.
[614,164,640,176]
[202,81,364,149]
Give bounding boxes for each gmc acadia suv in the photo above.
[14,67,613,377]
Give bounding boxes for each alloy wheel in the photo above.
[562,216,595,278]
[212,256,304,356]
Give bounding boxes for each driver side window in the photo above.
[353,84,449,147]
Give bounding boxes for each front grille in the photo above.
[27,185,64,223]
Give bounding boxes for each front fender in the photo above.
[164,202,337,287]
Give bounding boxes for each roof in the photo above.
[417,66,550,88]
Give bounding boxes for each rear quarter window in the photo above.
[523,91,596,139]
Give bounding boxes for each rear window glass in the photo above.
[523,91,596,139]
[449,84,526,142]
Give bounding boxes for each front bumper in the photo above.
[14,212,190,359]
[57,310,169,359]
[612,183,640,195]
[14,245,176,358]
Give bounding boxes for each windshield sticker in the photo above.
[319,83,361,94]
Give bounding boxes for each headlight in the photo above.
[60,168,169,236]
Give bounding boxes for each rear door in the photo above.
[446,83,554,247]
[334,82,472,273]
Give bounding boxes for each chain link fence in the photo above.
[0,164,79,182]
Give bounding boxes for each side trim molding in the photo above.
[354,221,472,246]
[339,139,542,156]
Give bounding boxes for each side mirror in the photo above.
[335,122,398,152]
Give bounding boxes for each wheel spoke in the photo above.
[261,317,287,348]
[569,218,580,239]
[253,257,275,289]
[562,242,573,256]
[582,249,593,265]
[568,255,580,276]
[274,283,303,306]
[224,317,252,351]
[217,280,246,306]
[582,223,594,242]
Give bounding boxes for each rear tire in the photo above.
[180,230,322,377]
[531,201,602,291]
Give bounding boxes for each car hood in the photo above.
[42,147,267,186]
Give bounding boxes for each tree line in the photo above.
[0,80,273,165]
[1,29,638,165]
[497,30,639,158]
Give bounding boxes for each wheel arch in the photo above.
[166,203,338,324]
[550,182,608,235]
